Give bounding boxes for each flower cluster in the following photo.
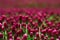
[0,8,60,40]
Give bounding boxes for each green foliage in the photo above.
[23,27,26,33]
[48,15,54,21]
[27,35,34,40]
[20,20,22,23]
[0,38,3,40]
[3,31,7,40]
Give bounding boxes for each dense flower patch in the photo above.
[0,8,60,40]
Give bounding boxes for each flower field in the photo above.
[0,8,60,40]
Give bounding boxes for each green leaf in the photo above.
[27,35,31,40]
[20,20,22,23]
[22,27,28,34]
[23,28,26,33]
[48,15,54,21]
[27,35,34,40]
[3,31,7,37]
[26,21,28,24]
[26,27,28,34]
[3,31,7,40]
[0,38,3,40]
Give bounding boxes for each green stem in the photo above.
[3,31,7,40]
[26,24,27,34]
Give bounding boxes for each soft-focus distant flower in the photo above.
[0,8,59,40]
[30,32,33,37]
[22,34,28,40]
[34,37,37,40]
[0,23,2,29]
[0,32,3,38]
[9,38,13,40]
[50,37,54,40]
[16,37,20,40]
